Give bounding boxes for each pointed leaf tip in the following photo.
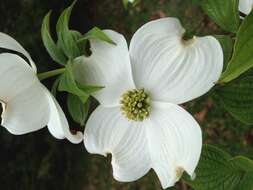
[220,11,253,83]
[41,10,67,65]
[78,27,117,45]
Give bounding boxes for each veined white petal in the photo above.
[129,17,223,104]
[45,89,83,144]
[0,53,82,142]
[84,103,202,188]
[0,53,39,102]
[74,30,135,107]
[0,32,37,72]
[146,102,202,188]
[0,53,48,134]
[84,106,151,181]
[239,0,253,15]
[1,83,49,135]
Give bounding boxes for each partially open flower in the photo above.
[239,0,253,15]
[0,33,83,144]
[74,18,223,188]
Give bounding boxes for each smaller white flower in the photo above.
[0,33,83,144]
[239,0,253,15]
[75,18,223,188]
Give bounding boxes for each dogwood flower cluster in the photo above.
[0,15,224,187]
[74,18,223,188]
[239,0,253,15]
[0,33,83,144]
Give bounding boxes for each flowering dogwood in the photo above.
[239,0,253,15]
[74,18,223,188]
[0,33,83,144]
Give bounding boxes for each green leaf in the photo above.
[67,94,90,126]
[78,84,104,94]
[184,145,253,190]
[70,30,82,47]
[71,30,82,40]
[51,76,61,97]
[201,0,240,33]
[220,11,253,83]
[238,173,253,190]
[78,27,116,45]
[56,0,81,59]
[231,157,253,190]
[71,30,88,55]
[58,61,104,104]
[214,35,233,70]
[58,62,89,104]
[231,156,253,171]
[41,11,67,65]
[214,76,253,125]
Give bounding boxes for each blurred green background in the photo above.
[0,0,253,189]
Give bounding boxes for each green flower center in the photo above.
[120,89,151,122]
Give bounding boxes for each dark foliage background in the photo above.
[0,0,253,190]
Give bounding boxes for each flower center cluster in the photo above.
[120,89,151,122]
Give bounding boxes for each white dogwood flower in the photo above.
[239,0,253,15]
[0,33,83,144]
[74,18,223,188]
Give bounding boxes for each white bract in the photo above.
[0,33,83,144]
[74,18,223,188]
[239,0,253,15]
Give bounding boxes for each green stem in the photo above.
[37,68,66,81]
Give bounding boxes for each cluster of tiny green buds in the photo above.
[120,89,151,122]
